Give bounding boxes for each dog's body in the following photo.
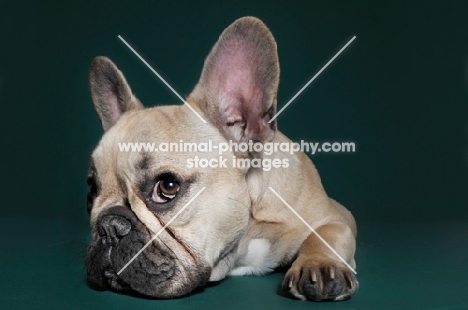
[85,17,358,301]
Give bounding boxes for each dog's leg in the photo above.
[282,222,358,301]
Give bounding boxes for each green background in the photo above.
[1,1,467,309]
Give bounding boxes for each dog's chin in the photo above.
[86,244,210,298]
[86,235,212,298]
[85,207,211,298]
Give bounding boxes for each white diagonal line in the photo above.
[269,36,356,123]
[268,187,357,274]
[117,187,206,275]
[118,35,207,124]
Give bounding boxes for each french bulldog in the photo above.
[85,16,358,301]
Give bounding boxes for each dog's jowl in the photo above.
[85,16,358,301]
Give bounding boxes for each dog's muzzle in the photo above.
[91,212,132,291]
[85,206,210,298]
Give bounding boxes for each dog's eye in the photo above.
[87,175,99,214]
[151,175,180,203]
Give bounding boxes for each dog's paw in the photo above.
[282,261,358,301]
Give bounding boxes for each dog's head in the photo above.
[85,16,279,298]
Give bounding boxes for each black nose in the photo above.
[98,214,132,246]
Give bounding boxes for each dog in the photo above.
[85,16,358,301]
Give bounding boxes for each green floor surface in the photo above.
[1,218,467,310]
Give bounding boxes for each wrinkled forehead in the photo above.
[108,105,212,142]
[91,105,224,174]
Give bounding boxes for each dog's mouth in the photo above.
[85,232,177,295]
[85,206,211,298]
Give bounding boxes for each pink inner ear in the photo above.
[107,92,123,126]
[210,38,266,131]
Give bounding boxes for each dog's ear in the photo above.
[89,56,143,131]
[190,16,279,142]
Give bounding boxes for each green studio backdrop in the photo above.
[1,1,467,309]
